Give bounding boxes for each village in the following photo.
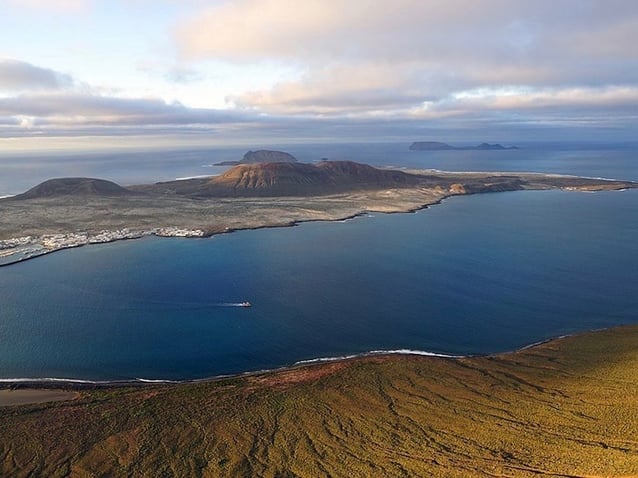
[0,227,205,266]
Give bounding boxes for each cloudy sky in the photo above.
[1,0,637,150]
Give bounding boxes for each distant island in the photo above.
[213,149,298,166]
[409,141,519,151]
[0,158,634,267]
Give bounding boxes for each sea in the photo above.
[0,142,637,381]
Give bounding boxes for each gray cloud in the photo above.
[0,93,255,126]
[1,88,636,144]
[0,59,74,92]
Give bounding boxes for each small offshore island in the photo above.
[0,155,635,266]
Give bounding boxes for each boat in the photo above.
[238,302,251,307]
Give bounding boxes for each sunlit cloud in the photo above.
[410,86,638,119]
[176,0,638,119]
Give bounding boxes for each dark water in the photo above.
[1,188,637,381]
[1,142,637,195]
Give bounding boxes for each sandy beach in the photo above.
[0,389,79,407]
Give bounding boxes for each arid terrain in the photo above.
[1,162,634,242]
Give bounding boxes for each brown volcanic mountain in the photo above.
[131,161,425,197]
[198,160,424,197]
[12,178,136,200]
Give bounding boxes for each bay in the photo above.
[1,188,636,380]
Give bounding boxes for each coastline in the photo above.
[1,172,636,394]
[0,195,444,268]
[1,176,634,268]
[4,325,638,475]
[0,326,606,392]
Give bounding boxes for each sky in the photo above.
[1,0,637,151]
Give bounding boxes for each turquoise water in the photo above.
[1,188,637,381]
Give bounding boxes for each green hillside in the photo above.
[2,326,638,477]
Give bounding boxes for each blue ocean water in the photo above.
[1,184,637,380]
[1,141,637,195]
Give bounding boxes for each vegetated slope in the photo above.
[12,178,136,200]
[2,326,638,477]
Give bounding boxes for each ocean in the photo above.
[0,142,637,380]
[1,141,637,196]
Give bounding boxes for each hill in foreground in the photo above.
[2,326,638,477]
[12,177,137,200]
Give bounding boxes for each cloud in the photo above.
[176,0,638,66]
[1,84,636,145]
[230,62,435,114]
[5,0,87,11]
[176,0,638,116]
[0,92,254,127]
[410,86,638,121]
[0,59,74,92]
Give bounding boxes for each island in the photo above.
[410,141,519,151]
[1,156,638,476]
[0,160,634,266]
[213,149,298,166]
[2,325,638,476]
